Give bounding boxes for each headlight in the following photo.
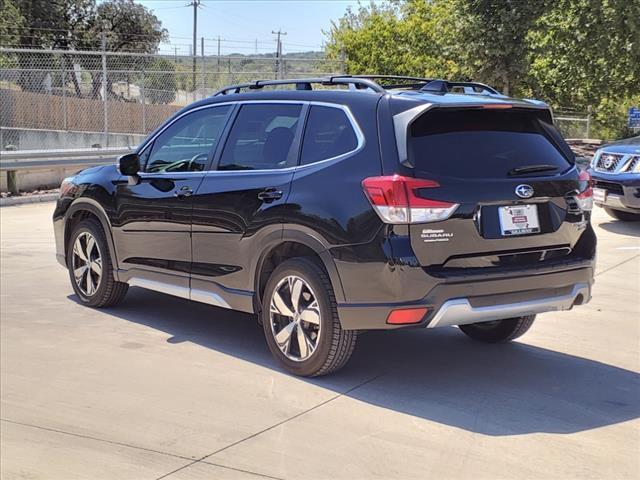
[59,177,78,198]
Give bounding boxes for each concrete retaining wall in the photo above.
[1,164,99,192]
[1,127,144,151]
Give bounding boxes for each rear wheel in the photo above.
[67,218,128,308]
[262,257,357,377]
[459,315,535,343]
[604,207,640,222]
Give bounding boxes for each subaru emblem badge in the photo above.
[515,184,534,199]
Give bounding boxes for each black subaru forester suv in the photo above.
[53,76,596,376]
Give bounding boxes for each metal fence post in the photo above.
[62,61,68,132]
[101,32,108,148]
[141,68,146,134]
[7,170,18,194]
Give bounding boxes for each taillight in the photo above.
[574,170,593,211]
[362,175,458,224]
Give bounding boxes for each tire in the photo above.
[458,315,536,343]
[604,207,640,222]
[67,218,128,308]
[261,257,357,377]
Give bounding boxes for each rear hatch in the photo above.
[404,106,591,272]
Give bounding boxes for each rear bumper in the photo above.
[337,264,594,330]
[428,282,590,328]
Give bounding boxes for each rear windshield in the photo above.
[409,108,572,178]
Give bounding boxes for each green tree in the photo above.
[527,0,640,111]
[12,0,95,49]
[10,0,167,97]
[90,0,166,54]
[83,0,167,98]
[451,0,550,96]
[326,0,640,139]
[0,0,26,46]
[0,0,25,68]
[9,0,95,92]
[326,2,409,75]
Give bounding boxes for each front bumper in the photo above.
[590,170,640,213]
[337,263,594,330]
[594,192,640,213]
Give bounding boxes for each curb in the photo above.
[0,193,59,207]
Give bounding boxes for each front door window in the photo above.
[144,105,231,173]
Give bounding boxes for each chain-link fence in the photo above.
[0,47,343,151]
[554,109,592,140]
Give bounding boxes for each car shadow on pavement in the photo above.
[70,287,640,437]
[598,219,640,237]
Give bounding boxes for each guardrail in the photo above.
[1,148,132,193]
[0,148,131,171]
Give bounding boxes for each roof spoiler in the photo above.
[421,80,500,95]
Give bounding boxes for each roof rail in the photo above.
[346,75,434,90]
[213,76,386,96]
[347,74,431,83]
[421,80,500,95]
[212,75,501,97]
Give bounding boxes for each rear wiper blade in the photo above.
[508,164,559,176]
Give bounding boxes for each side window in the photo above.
[300,106,358,165]
[144,105,231,173]
[218,104,302,171]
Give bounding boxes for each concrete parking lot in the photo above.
[1,202,638,480]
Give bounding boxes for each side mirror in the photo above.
[118,153,140,176]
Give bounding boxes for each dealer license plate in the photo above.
[498,204,540,236]
[593,187,607,203]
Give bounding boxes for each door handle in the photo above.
[257,187,283,202]
[174,186,194,199]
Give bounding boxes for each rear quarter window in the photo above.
[409,108,572,178]
[300,105,358,165]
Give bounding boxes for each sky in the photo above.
[136,0,360,55]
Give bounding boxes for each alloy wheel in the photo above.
[269,275,321,362]
[72,232,102,296]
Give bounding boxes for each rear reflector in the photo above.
[574,169,593,211]
[386,308,429,325]
[362,175,459,224]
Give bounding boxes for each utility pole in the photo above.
[271,29,287,79]
[255,38,258,55]
[201,36,205,97]
[189,0,201,91]
[217,35,221,66]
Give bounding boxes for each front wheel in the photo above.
[261,257,357,377]
[604,207,640,222]
[67,218,128,308]
[458,315,536,343]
